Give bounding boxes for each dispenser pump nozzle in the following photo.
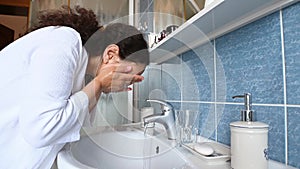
[232,93,254,122]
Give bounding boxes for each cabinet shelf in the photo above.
[149,0,296,64]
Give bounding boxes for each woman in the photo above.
[0,6,149,169]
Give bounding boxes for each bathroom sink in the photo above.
[57,125,190,169]
[57,124,300,169]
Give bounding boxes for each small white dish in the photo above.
[182,141,231,165]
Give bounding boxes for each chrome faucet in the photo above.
[143,99,176,140]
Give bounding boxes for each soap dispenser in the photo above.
[230,93,269,169]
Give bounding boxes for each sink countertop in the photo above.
[179,146,297,169]
[79,125,297,169]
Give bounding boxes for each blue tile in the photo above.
[283,2,300,105]
[181,42,215,101]
[216,104,241,145]
[161,63,181,100]
[197,103,216,139]
[215,12,284,104]
[254,106,285,163]
[287,107,300,168]
[283,4,300,168]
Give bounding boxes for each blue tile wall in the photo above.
[197,103,216,139]
[181,43,215,102]
[161,63,181,101]
[216,104,241,145]
[284,2,300,105]
[255,106,286,163]
[215,11,283,104]
[287,107,300,168]
[214,9,287,163]
[281,2,300,167]
[157,2,300,168]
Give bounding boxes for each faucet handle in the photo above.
[146,99,174,113]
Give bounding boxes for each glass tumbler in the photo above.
[176,110,199,144]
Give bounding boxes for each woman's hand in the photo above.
[95,63,144,93]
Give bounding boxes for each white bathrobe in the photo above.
[0,26,90,169]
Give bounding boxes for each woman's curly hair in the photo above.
[28,5,101,44]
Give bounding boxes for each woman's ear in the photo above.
[102,44,121,64]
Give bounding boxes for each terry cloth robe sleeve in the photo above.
[19,27,89,148]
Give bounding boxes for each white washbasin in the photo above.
[56,124,295,169]
[57,125,191,169]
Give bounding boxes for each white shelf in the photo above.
[149,0,297,64]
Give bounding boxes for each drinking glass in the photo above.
[176,110,199,144]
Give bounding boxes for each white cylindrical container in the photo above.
[230,121,269,169]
